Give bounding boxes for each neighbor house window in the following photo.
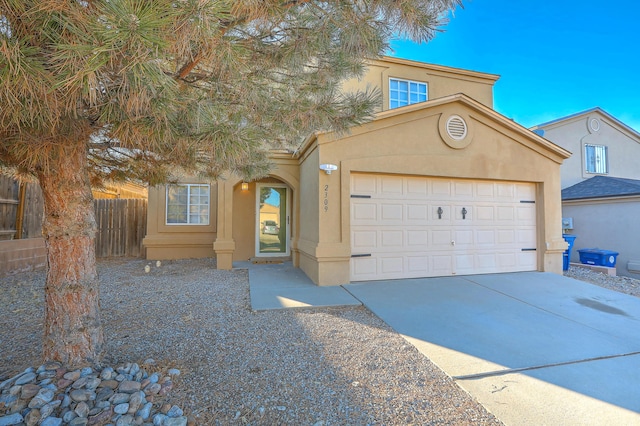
[389,78,428,109]
[584,144,608,174]
[166,184,210,225]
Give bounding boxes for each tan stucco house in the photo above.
[532,109,640,278]
[143,57,570,285]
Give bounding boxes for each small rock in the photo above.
[0,413,23,426]
[40,400,61,420]
[100,380,119,390]
[40,418,63,426]
[28,388,55,408]
[158,381,173,396]
[114,403,130,415]
[167,369,180,377]
[24,409,41,426]
[129,364,140,377]
[87,406,113,426]
[164,417,187,426]
[15,372,37,385]
[75,401,90,418]
[8,385,21,396]
[144,383,161,395]
[80,367,93,377]
[111,392,131,404]
[118,381,141,394]
[63,371,81,382]
[152,413,167,426]
[136,402,153,420]
[127,391,144,414]
[57,379,74,389]
[166,405,183,417]
[100,368,114,381]
[69,417,88,426]
[85,378,101,390]
[72,377,89,389]
[70,389,95,402]
[116,414,134,426]
[276,406,286,411]
[143,359,155,365]
[96,387,114,402]
[63,410,78,423]
[59,393,71,408]
[0,394,17,407]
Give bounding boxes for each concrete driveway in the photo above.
[344,272,640,425]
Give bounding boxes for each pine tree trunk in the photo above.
[38,141,104,368]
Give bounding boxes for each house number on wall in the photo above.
[323,185,329,212]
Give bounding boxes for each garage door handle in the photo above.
[351,253,372,258]
[451,240,455,246]
[461,207,467,219]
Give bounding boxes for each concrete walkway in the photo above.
[237,261,360,310]
[244,263,640,424]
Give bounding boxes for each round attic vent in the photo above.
[446,115,468,140]
[589,118,600,133]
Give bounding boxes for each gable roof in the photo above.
[531,107,640,141]
[298,93,571,163]
[562,175,640,200]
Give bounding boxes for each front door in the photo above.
[256,184,290,257]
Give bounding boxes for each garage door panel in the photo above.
[352,256,377,277]
[407,256,429,273]
[352,202,377,223]
[407,230,428,247]
[350,174,538,281]
[476,205,495,221]
[381,230,404,247]
[432,229,453,246]
[352,230,377,250]
[476,229,496,245]
[407,177,428,196]
[380,257,404,274]
[454,229,474,245]
[407,204,428,221]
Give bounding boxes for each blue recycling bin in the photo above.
[562,234,577,271]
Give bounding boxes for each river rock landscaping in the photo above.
[0,361,184,426]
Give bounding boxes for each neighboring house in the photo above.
[532,109,640,278]
[143,56,570,286]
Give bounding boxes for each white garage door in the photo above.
[350,173,537,281]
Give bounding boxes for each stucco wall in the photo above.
[341,58,497,112]
[539,113,640,189]
[143,182,218,260]
[296,98,567,285]
[563,198,640,278]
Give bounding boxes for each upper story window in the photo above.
[389,78,428,109]
[166,184,210,225]
[584,144,608,174]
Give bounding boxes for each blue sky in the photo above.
[388,0,640,132]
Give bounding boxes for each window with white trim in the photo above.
[389,78,428,109]
[166,184,210,225]
[584,144,608,174]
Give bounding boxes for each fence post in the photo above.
[14,182,27,240]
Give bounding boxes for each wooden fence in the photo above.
[0,175,44,241]
[0,175,147,258]
[94,198,147,257]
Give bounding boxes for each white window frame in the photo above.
[165,184,210,225]
[389,78,428,109]
[584,144,608,174]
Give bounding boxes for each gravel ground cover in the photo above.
[2,259,639,425]
[2,258,501,425]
